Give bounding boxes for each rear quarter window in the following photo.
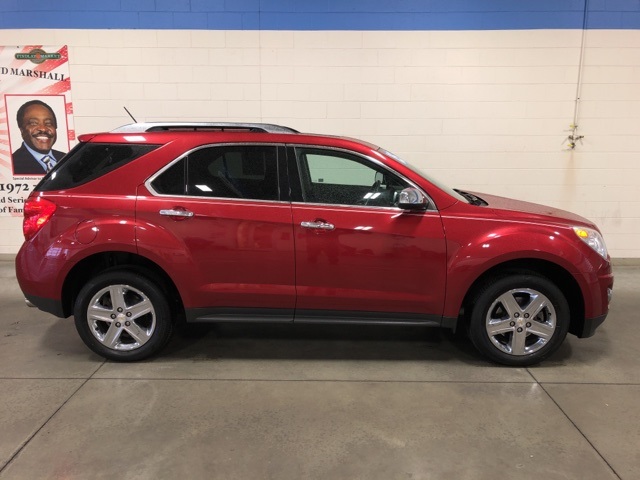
[36,143,159,191]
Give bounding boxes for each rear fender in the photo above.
[16,214,137,301]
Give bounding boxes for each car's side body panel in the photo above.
[16,194,138,303]
[440,209,613,321]
[135,194,296,312]
[291,204,447,316]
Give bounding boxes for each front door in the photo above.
[289,146,447,321]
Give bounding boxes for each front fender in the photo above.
[441,216,604,319]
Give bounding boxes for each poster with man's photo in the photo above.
[0,45,74,216]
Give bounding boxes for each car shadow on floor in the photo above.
[38,316,594,367]
[167,322,593,366]
[162,321,487,364]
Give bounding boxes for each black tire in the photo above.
[468,273,569,366]
[73,271,174,361]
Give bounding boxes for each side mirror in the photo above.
[398,187,428,210]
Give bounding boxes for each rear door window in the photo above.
[151,145,281,201]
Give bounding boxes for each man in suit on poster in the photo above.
[11,99,66,175]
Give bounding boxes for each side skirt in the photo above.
[186,307,456,329]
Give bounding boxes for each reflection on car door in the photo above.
[289,146,447,322]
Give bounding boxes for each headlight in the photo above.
[573,227,609,260]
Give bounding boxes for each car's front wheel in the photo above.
[73,271,174,361]
[468,273,570,366]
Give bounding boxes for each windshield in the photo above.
[379,148,468,203]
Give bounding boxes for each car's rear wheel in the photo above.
[468,273,570,366]
[73,271,174,361]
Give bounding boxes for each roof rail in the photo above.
[111,122,299,134]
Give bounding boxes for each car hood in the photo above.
[471,192,593,227]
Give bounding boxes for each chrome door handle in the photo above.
[159,209,194,218]
[301,221,335,231]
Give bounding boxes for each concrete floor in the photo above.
[0,260,638,480]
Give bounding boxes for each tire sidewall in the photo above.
[73,271,172,361]
[469,274,570,366]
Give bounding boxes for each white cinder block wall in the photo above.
[0,26,638,257]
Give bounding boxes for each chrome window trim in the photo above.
[289,144,438,212]
[145,142,437,212]
[147,195,291,206]
[291,201,440,215]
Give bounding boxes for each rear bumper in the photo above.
[24,293,66,318]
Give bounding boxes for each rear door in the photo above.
[136,144,296,321]
[289,146,447,322]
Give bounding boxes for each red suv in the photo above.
[16,122,613,366]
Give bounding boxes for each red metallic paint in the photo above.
[16,193,139,302]
[439,208,612,319]
[135,192,296,311]
[292,204,447,314]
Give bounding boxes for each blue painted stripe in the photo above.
[0,0,639,30]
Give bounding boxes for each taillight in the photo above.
[23,197,57,240]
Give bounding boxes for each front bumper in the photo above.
[574,265,613,338]
[575,313,608,338]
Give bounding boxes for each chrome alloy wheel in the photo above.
[485,288,557,356]
[86,284,156,351]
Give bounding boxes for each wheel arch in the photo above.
[456,258,585,337]
[61,251,184,321]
